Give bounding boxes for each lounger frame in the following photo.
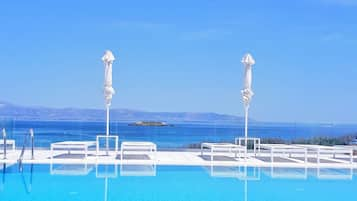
[50,141,96,160]
[201,143,246,161]
[260,144,307,163]
[295,144,354,164]
[120,141,157,161]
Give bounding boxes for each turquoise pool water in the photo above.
[0,164,356,201]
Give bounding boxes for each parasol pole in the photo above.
[106,105,110,154]
[244,105,249,160]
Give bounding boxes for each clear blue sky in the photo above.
[0,0,356,123]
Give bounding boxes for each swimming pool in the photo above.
[0,164,356,201]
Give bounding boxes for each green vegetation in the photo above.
[186,133,357,148]
[261,134,357,146]
[291,135,356,146]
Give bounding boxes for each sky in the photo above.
[0,0,356,124]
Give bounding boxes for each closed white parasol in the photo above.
[102,50,115,109]
[241,53,255,159]
[102,50,115,154]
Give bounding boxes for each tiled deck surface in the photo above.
[0,149,356,168]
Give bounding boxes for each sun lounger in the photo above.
[295,144,353,164]
[260,144,307,163]
[50,141,97,159]
[120,141,157,161]
[201,143,246,161]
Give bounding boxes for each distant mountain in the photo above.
[0,101,247,123]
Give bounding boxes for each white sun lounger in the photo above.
[50,141,97,159]
[120,141,157,161]
[295,144,354,164]
[201,143,246,161]
[0,139,15,152]
[260,144,308,163]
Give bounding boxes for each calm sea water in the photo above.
[0,164,356,201]
[1,120,356,148]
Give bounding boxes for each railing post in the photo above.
[2,128,6,160]
[30,128,34,160]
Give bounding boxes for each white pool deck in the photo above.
[1,149,356,169]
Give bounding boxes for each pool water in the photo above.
[0,164,356,201]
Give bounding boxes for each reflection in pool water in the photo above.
[0,163,356,201]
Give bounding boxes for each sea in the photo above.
[1,120,357,148]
